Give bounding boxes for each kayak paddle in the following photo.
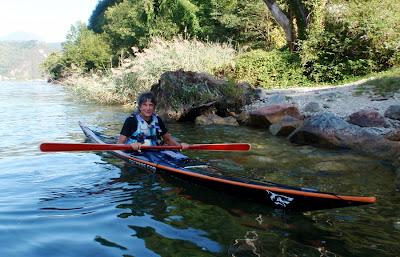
[40,142,251,152]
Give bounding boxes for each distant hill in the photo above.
[0,40,61,80]
[0,31,44,41]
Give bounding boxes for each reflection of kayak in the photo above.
[80,122,376,211]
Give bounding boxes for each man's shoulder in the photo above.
[125,115,138,125]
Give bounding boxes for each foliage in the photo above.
[300,0,400,82]
[102,0,154,52]
[43,0,400,98]
[88,0,123,33]
[300,17,377,82]
[221,49,309,88]
[42,22,113,80]
[206,0,286,49]
[63,22,113,72]
[94,0,282,55]
[41,52,65,80]
[63,37,236,105]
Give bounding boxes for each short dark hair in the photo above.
[137,91,157,107]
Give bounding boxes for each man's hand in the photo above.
[130,142,143,151]
[180,143,189,150]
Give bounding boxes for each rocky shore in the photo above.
[244,82,400,164]
[152,70,400,166]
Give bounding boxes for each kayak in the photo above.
[79,122,376,211]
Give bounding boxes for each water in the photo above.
[0,81,399,257]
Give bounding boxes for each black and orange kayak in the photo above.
[80,122,376,211]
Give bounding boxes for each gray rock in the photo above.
[268,94,287,104]
[319,92,341,101]
[385,105,400,120]
[304,102,321,113]
[255,88,269,100]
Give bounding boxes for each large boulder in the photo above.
[151,70,257,121]
[348,110,386,127]
[289,112,400,161]
[248,104,302,128]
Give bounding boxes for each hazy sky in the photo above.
[0,0,99,42]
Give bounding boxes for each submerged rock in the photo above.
[289,112,400,161]
[269,115,303,137]
[248,104,302,128]
[195,113,239,126]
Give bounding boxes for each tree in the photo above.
[63,22,112,72]
[102,0,154,54]
[88,0,124,33]
[262,0,326,51]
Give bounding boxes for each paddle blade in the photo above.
[187,143,251,151]
[40,143,132,152]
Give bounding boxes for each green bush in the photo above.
[301,0,400,82]
[221,49,309,89]
[41,52,65,80]
[301,17,377,82]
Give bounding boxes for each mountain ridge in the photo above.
[0,40,61,80]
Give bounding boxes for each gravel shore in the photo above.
[245,78,400,119]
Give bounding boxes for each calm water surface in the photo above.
[0,81,399,257]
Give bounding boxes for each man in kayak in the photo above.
[118,91,187,151]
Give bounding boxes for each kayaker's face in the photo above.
[139,100,155,120]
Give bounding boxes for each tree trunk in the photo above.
[289,0,309,40]
[263,0,295,51]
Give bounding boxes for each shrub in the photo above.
[41,52,65,80]
[220,49,309,89]
[64,37,236,105]
[301,0,400,82]
[301,17,377,82]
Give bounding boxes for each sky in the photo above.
[0,0,99,42]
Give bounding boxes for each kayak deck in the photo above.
[79,122,376,211]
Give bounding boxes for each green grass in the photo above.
[352,67,400,97]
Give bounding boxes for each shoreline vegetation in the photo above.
[42,0,400,165]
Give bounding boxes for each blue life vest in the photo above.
[126,113,163,146]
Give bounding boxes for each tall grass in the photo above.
[66,37,236,105]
